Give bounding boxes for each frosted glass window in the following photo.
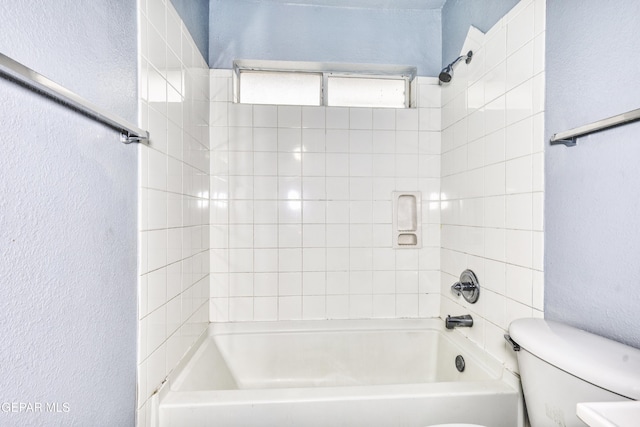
[327,77,406,108]
[239,71,322,106]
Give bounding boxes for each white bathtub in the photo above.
[158,319,523,427]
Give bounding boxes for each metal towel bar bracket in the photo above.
[550,107,640,147]
[0,52,149,145]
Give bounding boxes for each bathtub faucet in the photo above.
[445,314,473,329]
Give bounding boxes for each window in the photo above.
[234,60,416,108]
[327,76,406,108]
[238,71,322,106]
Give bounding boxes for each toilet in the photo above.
[508,318,640,427]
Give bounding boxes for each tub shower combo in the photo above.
[156,266,522,427]
[153,46,525,427]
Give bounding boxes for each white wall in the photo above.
[440,0,545,370]
[209,73,442,321]
[137,0,210,424]
[208,0,444,76]
[545,0,640,349]
[0,1,138,426]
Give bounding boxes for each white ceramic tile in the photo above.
[253,127,278,151]
[484,162,506,197]
[278,106,302,128]
[350,295,373,318]
[302,177,326,200]
[229,103,253,127]
[506,193,533,230]
[372,130,396,153]
[484,228,506,262]
[303,295,326,319]
[350,108,373,129]
[277,153,301,176]
[279,296,302,320]
[505,115,533,159]
[302,153,326,176]
[254,273,278,296]
[325,129,349,152]
[278,224,302,250]
[302,107,325,129]
[302,201,326,224]
[254,297,278,321]
[506,155,533,194]
[302,224,326,248]
[229,297,253,321]
[396,108,419,131]
[302,129,325,152]
[372,109,396,130]
[507,2,535,55]
[396,294,418,318]
[326,247,349,270]
[326,107,349,129]
[326,295,349,318]
[253,201,278,224]
[505,229,533,268]
[253,105,277,128]
[278,248,302,272]
[349,130,372,153]
[372,294,396,318]
[303,248,326,272]
[506,41,534,92]
[277,128,302,153]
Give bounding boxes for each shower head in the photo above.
[438,51,473,84]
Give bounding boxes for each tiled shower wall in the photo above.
[440,0,545,371]
[137,0,210,424]
[209,74,442,321]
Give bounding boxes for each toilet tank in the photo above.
[509,319,640,427]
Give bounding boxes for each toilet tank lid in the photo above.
[509,318,640,400]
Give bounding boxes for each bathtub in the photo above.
[158,319,523,427]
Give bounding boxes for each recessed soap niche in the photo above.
[392,191,422,249]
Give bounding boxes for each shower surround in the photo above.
[208,0,545,373]
[137,0,211,424]
[209,74,443,322]
[139,0,545,425]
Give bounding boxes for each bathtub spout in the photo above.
[445,314,473,329]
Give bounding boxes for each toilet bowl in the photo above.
[508,318,640,427]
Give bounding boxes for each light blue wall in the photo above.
[441,0,519,66]
[545,0,640,349]
[209,0,443,76]
[0,1,138,425]
[170,0,210,64]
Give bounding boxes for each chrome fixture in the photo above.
[550,107,640,147]
[445,314,473,329]
[438,50,473,84]
[0,52,148,144]
[503,334,521,352]
[451,269,480,304]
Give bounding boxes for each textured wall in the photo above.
[209,0,443,76]
[169,0,210,64]
[0,1,137,426]
[441,0,519,66]
[545,0,640,349]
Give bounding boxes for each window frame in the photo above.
[233,60,417,109]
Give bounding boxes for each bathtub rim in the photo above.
[155,318,525,426]
[161,318,520,395]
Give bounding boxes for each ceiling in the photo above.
[256,0,447,10]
